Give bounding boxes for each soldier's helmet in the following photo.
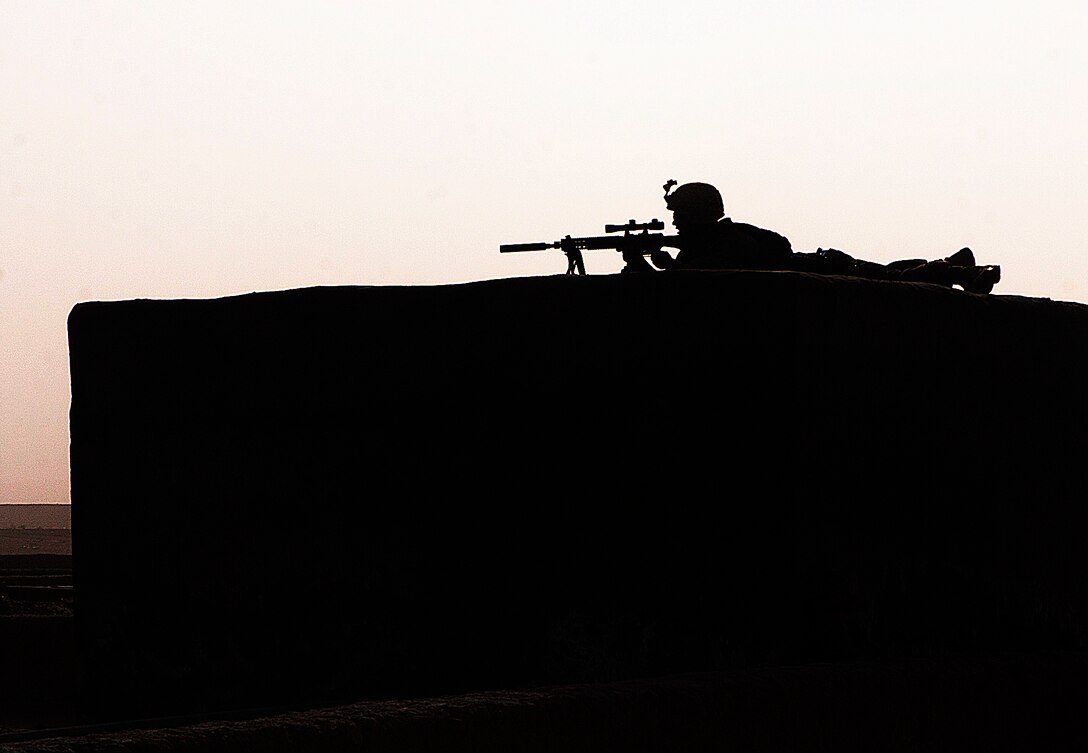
[663,182,725,223]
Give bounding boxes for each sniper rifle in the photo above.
[499,219,681,275]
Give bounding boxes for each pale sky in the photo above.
[3,1,1087,503]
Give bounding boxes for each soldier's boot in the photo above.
[944,247,976,267]
[962,265,1001,295]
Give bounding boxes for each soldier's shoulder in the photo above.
[723,219,792,254]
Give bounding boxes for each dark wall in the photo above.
[68,271,1088,714]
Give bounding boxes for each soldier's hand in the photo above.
[650,249,675,270]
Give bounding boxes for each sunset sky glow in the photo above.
[3,0,1087,502]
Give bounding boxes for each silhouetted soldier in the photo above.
[649,182,1001,294]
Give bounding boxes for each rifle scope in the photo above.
[604,219,664,234]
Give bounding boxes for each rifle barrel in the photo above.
[499,242,557,253]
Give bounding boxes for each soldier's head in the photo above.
[663,181,724,233]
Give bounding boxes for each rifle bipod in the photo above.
[559,236,587,275]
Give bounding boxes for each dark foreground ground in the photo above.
[3,532,1088,750]
[4,654,1088,752]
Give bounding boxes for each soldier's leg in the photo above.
[893,260,1001,293]
[886,258,928,271]
[814,248,894,279]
